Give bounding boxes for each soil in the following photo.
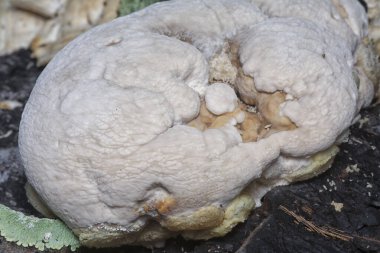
[0,50,379,253]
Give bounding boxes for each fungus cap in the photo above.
[19,0,376,247]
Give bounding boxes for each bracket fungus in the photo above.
[18,0,379,248]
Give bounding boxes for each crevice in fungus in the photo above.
[160,30,194,45]
[187,40,297,142]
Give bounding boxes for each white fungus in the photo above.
[205,83,238,115]
[18,0,378,248]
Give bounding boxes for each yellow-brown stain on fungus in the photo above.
[156,196,176,215]
[188,102,263,143]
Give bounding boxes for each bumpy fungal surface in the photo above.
[19,0,377,248]
[250,0,367,50]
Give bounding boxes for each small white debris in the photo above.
[346,164,360,173]
[0,130,13,139]
[368,192,372,197]
[0,100,22,110]
[323,185,327,190]
[351,137,363,144]
[352,115,361,125]
[328,180,336,187]
[246,105,257,113]
[358,117,369,128]
[366,183,373,188]
[264,124,272,130]
[371,146,376,150]
[331,201,344,212]
[339,130,350,143]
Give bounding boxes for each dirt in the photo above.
[0,50,379,253]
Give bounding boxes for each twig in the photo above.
[279,205,380,245]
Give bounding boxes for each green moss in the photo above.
[0,204,80,251]
[118,0,162,16]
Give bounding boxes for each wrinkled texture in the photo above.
[18,0,377,247]
[1,50,379,252]
[250,0,367,51]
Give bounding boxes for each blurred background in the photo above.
[0,0,163,66]
[1,0,380,66]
